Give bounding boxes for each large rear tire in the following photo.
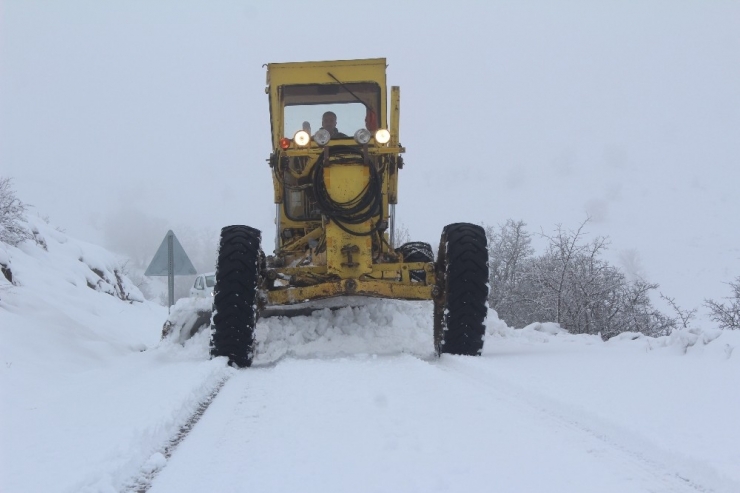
[210,225,262,368]
[434,223,488,356]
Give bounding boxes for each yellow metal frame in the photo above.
[267,279,434,306]
[263,58,431,308]
[266,58,388,150]
[267,261,436,306]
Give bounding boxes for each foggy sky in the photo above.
[1,1,739,315]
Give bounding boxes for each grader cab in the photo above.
[210,58,489,367]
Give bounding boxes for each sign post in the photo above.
[145,230,197,312]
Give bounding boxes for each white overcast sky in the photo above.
[1,0,739,313]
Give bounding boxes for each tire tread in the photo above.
[435,223,488,356]
[210,225,261,368]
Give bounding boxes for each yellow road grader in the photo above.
[210,58,489,367]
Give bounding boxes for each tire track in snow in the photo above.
[123,374,231,493]
[140,353,733,493]
[433,357,739,493]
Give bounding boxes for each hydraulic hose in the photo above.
[311,150,382,236]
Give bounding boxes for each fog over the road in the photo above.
[2,1,738,314]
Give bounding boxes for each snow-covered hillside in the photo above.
[0,215,164,368]
[1,218,739,493]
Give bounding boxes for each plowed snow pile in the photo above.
[164,297,438,362]
[256,299,436,362]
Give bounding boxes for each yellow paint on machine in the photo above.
[266,278,434,306]
[324,164,373,278]
[324,164,370,202]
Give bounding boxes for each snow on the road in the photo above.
[147,348,739,493]
[151,354,649,493]
[4,343,230,493]
[2,217,740,493]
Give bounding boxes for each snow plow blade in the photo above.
[260,296,390,318]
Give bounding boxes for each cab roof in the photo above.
[266,58,387,88]
[265,58,389,149]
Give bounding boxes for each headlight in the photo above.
[294,130,310,147]
[354,128,372,145]
[314,128,331,146]
[375,128,391,144]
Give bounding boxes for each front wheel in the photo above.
[210,225,262,368]
[434,223,488,356]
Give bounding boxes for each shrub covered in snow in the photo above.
[706,276,740,330]
[0,177,32,248]
[0,185,144,303]
[486,218,675,338]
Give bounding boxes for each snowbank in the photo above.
[0,215,229,493]
[0,215,163,373]
[485,309,738,362]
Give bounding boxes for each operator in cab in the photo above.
[320,111,349,139]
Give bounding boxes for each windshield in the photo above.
[282,83,380,139]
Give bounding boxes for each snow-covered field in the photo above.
[2,220,739,493]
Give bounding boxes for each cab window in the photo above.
[282,83,380,138]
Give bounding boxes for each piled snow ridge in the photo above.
[0,214,166,373]
[482,309,736,360]
[172,297,736,365]
[161,296,213,344]
[608,326,737,359]
[255,299,437,364]
[172,298,439,364]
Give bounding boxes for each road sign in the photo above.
[145,230,197,310]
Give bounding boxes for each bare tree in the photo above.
[660,293,697,329]
[486,219,533,315]
[0,177,32,247]
[613,279,674,338]
[119,260,155,300]
[393,222,411,248]
[705,277,740,330]
[488,217,673,338]
[538,219,603,328]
